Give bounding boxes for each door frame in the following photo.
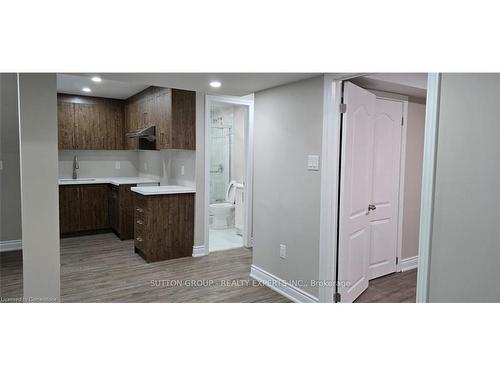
[204,94,255,254]
[318,73,440,303]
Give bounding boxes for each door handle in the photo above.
[367,204,376,213]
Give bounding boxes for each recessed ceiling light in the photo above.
[210,81,221,88]
[91,76,102,82]
[82,87,91,93]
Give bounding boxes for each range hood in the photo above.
[126,125,156,142]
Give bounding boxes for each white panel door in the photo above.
[368,99,403,280]
[337,82,376,303]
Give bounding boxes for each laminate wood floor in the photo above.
[354,269,417,303]
[1,233,289,303]
[1,233,417,303]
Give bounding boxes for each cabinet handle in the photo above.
[136,208,144,213]
[136,220,143,225]
[136,237,143,242]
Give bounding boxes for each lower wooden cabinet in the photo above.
[59,184,109,236]
[60,183,136,238]
[133,193,194,262]
[108,184,136,240]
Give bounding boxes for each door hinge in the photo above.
[333,292,341,303]
[396,256,399,265]
[339,103,347,114]
[401,117,404,126]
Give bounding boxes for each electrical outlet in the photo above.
[280,244,287,259]
[181,165,185,175]
[115,161,121,170]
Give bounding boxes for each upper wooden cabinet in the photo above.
[124,87,196,150]
[58,86,195,151]
[58,94,125,150]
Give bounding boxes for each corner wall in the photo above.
[428,73,500,302]
[0,73,22,245]
[18,73,60,301]
[252,76,324,298]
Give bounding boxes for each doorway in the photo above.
[204,95,254,253]
[325,75,427,303]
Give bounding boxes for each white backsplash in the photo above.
[58,150,140,178]
[138,149,196,187]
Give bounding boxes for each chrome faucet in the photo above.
[72,155,79,179]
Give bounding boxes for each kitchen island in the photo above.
[131,185,196,263]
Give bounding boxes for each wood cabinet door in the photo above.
[125,100,139,150]
[105,100,124,150]
[155,89,172,149]
[58,100,75,149]
[75,102,98,150]
[59,186,81,234]
[171,89,196,150]
[80,184,109,230]
[108,185,119,232]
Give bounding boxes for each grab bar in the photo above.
[210,164,224,174]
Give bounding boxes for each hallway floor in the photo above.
[0,233,287,303]
[1,233,417,303]
[354,269,417,303]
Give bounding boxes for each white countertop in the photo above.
[58,177,160,186]
[131,185,196,196]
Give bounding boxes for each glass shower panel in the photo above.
[209,103,234,203]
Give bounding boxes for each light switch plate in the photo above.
[280,244,287,259]
[181,165,185,175]
[307,155,320,171]
[0,160,3,170]
[115,161,121,170]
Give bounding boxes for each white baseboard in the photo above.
[0,240,22,252]
[192,245,206,257]
[249,265,318,303]
[399,256,418,272]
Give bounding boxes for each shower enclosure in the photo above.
[209,103,233,204]
[205,95,254,252]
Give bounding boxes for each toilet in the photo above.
[210,181,237,229]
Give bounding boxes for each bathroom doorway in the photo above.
[205,95,254,252]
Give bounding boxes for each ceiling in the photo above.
[57,74,149,99]
[57,73,320,98]
[57,72,427,100]
[350,73,428,99]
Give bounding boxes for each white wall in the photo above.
[253,76,324,298]
[0,73,22,244]
[58,150,139,178]
[138,149,196,187]
[401,101,426,260]
[428,73,500,302]
[18,73,60,301]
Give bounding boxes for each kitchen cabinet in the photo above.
[59,183,139,239]
[108,185,119,234]
[57,94,125,150]
[59,184,109,236]
[108,184,136,240]
[124,87,195,150]
[59,185,81,233]
[133,193,195,262]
